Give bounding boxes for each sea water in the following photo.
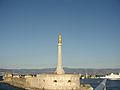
[81,78,120,90]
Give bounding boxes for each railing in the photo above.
[94,79,107,90]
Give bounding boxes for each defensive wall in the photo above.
[4,73,80,90]
[26,74,80,90]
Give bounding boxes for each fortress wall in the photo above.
[26,74,80,90]
[11,77,29,87]
[4,73,80,90]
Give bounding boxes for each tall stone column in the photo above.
[55,33,65,74]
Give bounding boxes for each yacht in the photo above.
[100,73,120,80]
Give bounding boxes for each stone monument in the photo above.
[55,33,65,74]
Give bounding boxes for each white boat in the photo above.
[100,73,120,80]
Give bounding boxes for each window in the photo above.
[68,80,71,82]
[54,80,57,82]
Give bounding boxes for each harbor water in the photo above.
[81,78,120,90]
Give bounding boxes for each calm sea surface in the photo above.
[81,79,120,90]
[0,79,120,90]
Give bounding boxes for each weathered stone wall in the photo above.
[26,74,80,90]
[3,73,80,90]
[3,77,29,89]
[3,73,12,81]
[11,77,28,87]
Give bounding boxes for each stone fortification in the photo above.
[3,73,80,90]
[26,74,80,90]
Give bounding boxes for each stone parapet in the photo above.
[26,74,80,90]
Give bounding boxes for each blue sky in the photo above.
[0,0,120,69]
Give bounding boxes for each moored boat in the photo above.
[100,73,120,80]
